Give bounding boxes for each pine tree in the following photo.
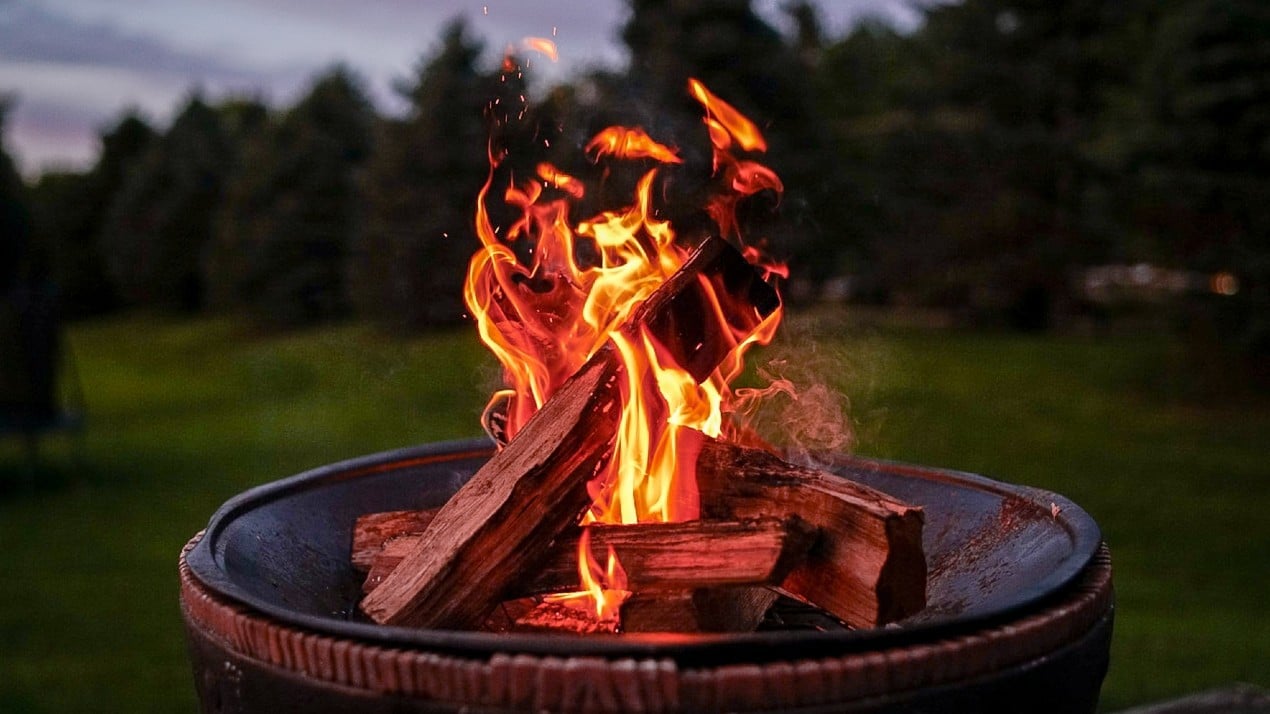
[29,113,154,317]
[99,96,232,310]
[210,68,372,324]
[353,18,509,328]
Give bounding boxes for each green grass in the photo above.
[0,316,493,713]
[793,320,1270,710]
[1,314,1266,711]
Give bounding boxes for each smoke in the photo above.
[728,315,889,468]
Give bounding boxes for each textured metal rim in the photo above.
[181,535,1113,712]
[184,438,1104,663]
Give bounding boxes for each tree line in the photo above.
[1,0,1266,355]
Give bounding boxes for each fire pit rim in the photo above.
[185,437,1102,664]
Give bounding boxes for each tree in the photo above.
[0,100,60,426]
[209,68,372,324]
[1127,0,1270,381]
[1130,0,1270,267]
[824,0,1135,327]
[352,19,510,328]
[29,113,154,318]
[0,99,33,292]
[99,96,233,310]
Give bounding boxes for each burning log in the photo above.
[350,509,436,571]
[358,514,816,597]
[620,587,780,633]
[508,586,780,635]
[695,437,927,628]
[358,345,619,627]
[360,238,780,628]
[512,600,620,635]
[351,438,925,631]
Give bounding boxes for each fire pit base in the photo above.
[183,536,1110,714]
[180,440,1113,713]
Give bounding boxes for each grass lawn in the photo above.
[1,313,1266,712]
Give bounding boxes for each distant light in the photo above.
[1211,272,1239,296]
[995,11,1021,34]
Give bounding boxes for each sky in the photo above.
[0,0,920,176]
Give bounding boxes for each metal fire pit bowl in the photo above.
[181,438,1113,713]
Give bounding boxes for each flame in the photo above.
[523,37,559,62]
[465,76,784,618]
[688,78,766,153]
[585,127,683,164]
[543,528,628,622]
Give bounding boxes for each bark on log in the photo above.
[358,353,621,627]
[695,437,927,628]
[360,238,779,628]
[360,516,816,597]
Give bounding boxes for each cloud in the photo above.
[0,1,286,82]
[0,0,313,173]
[0,0,924,175]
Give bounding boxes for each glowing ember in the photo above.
[464,73,785,621]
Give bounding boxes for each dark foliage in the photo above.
[9,0,1266,374]
[28,113,154,318]
[208,69,373,325]
[97,96,234,310]
[351,20,492,328]
[1,100,33,292]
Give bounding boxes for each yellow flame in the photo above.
[688,78,766,152]
[585,127,683,164]
[463,78,785,618]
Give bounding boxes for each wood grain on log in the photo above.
[350,510,436,571]
[359,516,816,597]
[359,352,621,627]
[511,600,619,635]
[360,238,779,628]
[695,437,926,628]
[620,587,780,633]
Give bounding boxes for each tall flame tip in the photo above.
[464,78,785,620]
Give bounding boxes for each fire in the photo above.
[523,37,559,62]
[464,75,784,622]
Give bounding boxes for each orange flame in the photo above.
[688,78,766,153]
[523,37,559,62]
[581,529,628,620]
[465,77,784,619]
[585,126,683,164]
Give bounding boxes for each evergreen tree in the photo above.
[0,101,59,423]
[0,99,32,292]
[210,69,372,324]
[1131,0,1270,267]
[1129,0,1270,375]
[353,19,509,328]
[29,113,154,317]
[99,96,232,310]
[834,0,1135,327]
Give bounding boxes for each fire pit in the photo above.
[181,438,1112,713]
[182,74,1111,712]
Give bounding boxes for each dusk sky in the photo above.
[0,0,919,176]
